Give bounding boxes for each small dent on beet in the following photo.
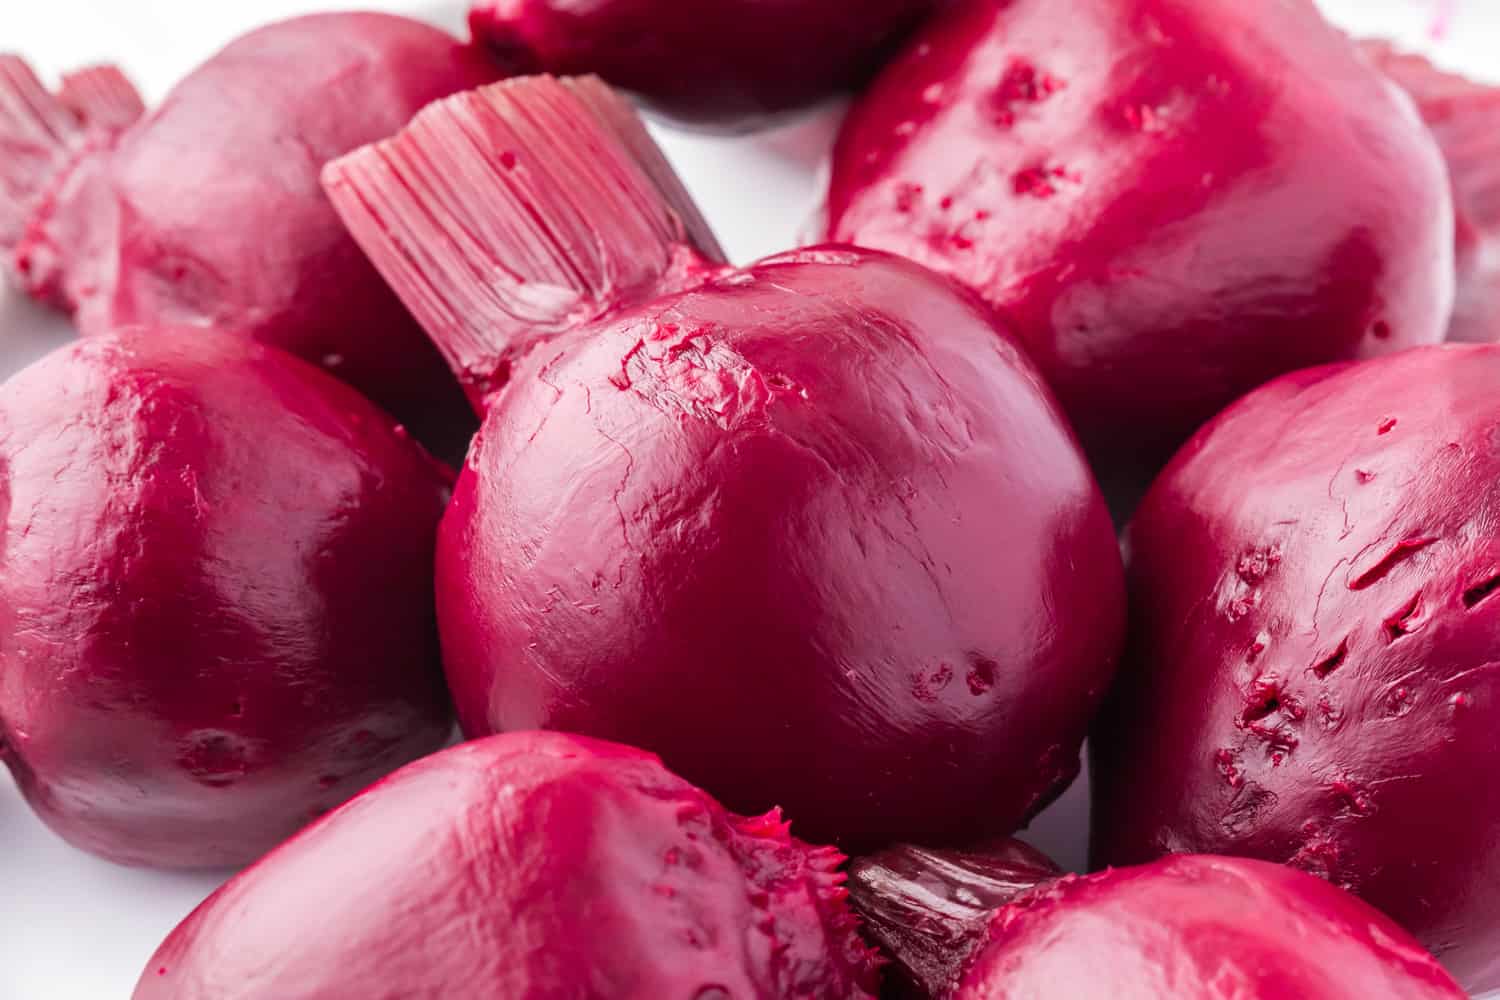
[1377,417,1398,435]
[1312,638,1349,679]
[1382,591,1425,640]
[1371,320,1392,340]
[988,59,1063,127]
[1462,570,1500,609]
[1012,164,1079,198]
[499,151,518,170]
[966,654,998,695]
[1348,536,1437,590]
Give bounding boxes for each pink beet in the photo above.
[1092,345,1500,991]
[468,0,938,126]
[324,75,1125,848]
[851,845,1467,999]
[1363,43,1500,344]
[134,732,883,999]
[825,0,1454,490]
[0,14,504,457]
[0,329,452,868]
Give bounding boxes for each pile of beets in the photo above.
[1,2,1497,997]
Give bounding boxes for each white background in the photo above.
[0,2,1496,997]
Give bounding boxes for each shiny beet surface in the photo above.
[827,0,1454,480]
[1093,346,1500,992]
[437,246,1125,849]
[848,847,1465,999]
[0,14,503,457]
[1364,43,1500,345]
[0,329,453,868]
[957,857,1465,999]
[468,0,937,126]
[134,732,883,999]
[848,839,1061,998]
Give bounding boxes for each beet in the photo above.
[1091,345,1500,992]
[1363,43,1500,345]
[849,845,1467,999]
[824,0,1455,488]
[134,732,882,999]
[467,0,937,126]
[0,329,452,868]
[323,75,1125,848]
[0,14,505,458]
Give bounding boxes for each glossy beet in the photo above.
[0,14,503,456]
[0,330,452,868]
[135,732,883,999]
[853,850,1465,999]
[468,0,936,126]
[325,76,1125,848]
[1364,43,1500,344]
[826,0,1454,481]
[1092,346,1500,992]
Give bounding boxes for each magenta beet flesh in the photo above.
[324,76,1126,848]
[0,14,505,456]
[468,0,937,126]
[826,0,1454,482]
[1364,43,1500,345]
[1092,345,1500,992]
[849,847,1465,999]
[134,732,883,999]
[0,329,452,868]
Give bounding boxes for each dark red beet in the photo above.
[1363,43,1500,344]
[853,848,1466,999]
[134,732,883,999]
[324,76,1125,848]
[468,0,937,126]
[848,840,1061,998]
[825,0,1454,490]
[0,14,505,458]
[1092,345,1500,992]
[0,329,452,868]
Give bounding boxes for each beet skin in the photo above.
[468,0,937,126]
[826,0,1454,484]
[1092,345,1500,992]
[852,845,1466,999]
[325,76,1126,849]
[0,330,452,868]
[1363,43,1500,344]
[0,14,504,457]
[134,732,883,999]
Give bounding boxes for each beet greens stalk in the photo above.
[324,74,725,405]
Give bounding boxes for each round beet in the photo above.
[825,0,1454,486]
[851,849,1465,999]
[0,14,504,457]
[1092,345,1500,991]
[468,0,937,126]
[1363,43,1500,345]
[0,329,452,868]
[134,732,883,999]
[324,76,1125,849]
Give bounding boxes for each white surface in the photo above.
[0,2,1496,997]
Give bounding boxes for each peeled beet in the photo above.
[0,14,504,457]
[1363,43,1500,344]
[135,732,883,999]
[324,76,1125,848]
[1092,345,1500,992]
[468,0,937,126]
[825,0,1454,481]
[0,329,452,868]
[850,845,1467,999]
